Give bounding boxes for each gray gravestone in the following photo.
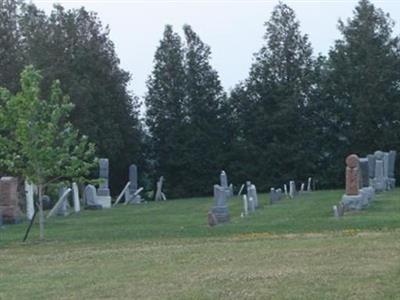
[85,185,100,207]
[373,151,385,192]
[289,181,296,199]
[307,177,312,192]
[220,171,228,189]
[97,158,110,196]
[246,182,259,208]
[56,187,69,216]
[129,164,138,194]
[211,185,229,223]
[388,150,396,188]
[367,154,376,180]
[270,188,279,204]
[359,157,369,188]
[383,152,390,190]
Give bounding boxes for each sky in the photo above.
[32,0,400,98]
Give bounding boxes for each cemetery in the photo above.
[1,0,400,299]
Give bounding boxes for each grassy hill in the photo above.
[1,189,399,299]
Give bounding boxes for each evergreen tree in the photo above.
[145,25,188,198]
[0,0,24,93]
[183,24,227,196]
[320,0,400,185]
[230,3,316,189]
[19,4,144,192]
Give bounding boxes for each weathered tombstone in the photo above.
[237,184,245,197]
[243,195,248,216]
[283,184,288,196]
[248,196,255,213]
[211,185,229,223]
[289,181,296,199]
[155,176,166,201]
[270,188,280,204]
[276,188,283,200]
[359,158,369,188]
[341,154,364,210]
[207,211,218,227]
[97,158,110,196]
[246,182,259,208]
[307,177,312,192]
[220,171,228,189]
[372,151,386,192]
[367,154,376,182]
[57,187,69,216]
[125,164,142,204]
[383,152,391,190]
[96,158,111,208]
[25,181,35,220]
[300,183,305,193]
[84,185,102,209]
[228,184,234,197]
[388,150,397,188]
[72,182,80,213]
[0,177,21,224]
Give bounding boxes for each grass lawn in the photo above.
[1,189,400,299]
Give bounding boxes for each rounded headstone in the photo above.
[374,151,384,160]
[346,154,359,168]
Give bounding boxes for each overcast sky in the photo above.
[32,0,400,98]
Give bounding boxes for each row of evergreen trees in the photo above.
[1,0,399,198]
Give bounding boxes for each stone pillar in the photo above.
[359,158,369,188]
[341,154,364,210]
[388,150,396,188]
[220,171,228,189]
[373,151,386,192]
[72,182,80,213]
[243,195,248,216]
[25,181,35,220]
[289,181,296,199]
[0,177,21,224]
[307,177,312,192]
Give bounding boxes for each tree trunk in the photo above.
[38,184,44,240]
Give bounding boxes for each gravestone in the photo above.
[97,159,110,196]
[25,181,35,220]
[125,164,142,204]
[72,182,80,213]
[246,182,259,208]
[57,187,69,216]
[270,188,279,204]
[307,177,312,192]
[383,152,390,190]
[211,185,229,223]
[341,154,364,210]
[243,195,248,216]
[220,171,232,197]
[289,181,296,199]
[367,154,376,186]
[300,183,305,193]
[0,177,21,224]
[283,184,288,196]
[155,176,166,201]
[359,157,369,188]
[207,211,218,227]
[85,185,102,209]
[388,150,396,189]
[372,151,386,192]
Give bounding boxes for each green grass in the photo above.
[1,189,400,299]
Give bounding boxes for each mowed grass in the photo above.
[1,189,400,299]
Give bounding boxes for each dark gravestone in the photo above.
[270,188,280,204]
[211,185,229,223]
[0,177,21,224]
[359,158,369,188]
[97,158,110,196]
[367,154,376,179]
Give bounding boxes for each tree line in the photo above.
[1,0,399,198]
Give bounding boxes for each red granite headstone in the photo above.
[345,154,360,196]
[0,177,21,223]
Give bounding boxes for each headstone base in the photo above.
[212,206,229,223]
[341,194,364,211]
[372,178,385,193]
[97,196,111,208]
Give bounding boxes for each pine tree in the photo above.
[320,0,400,185]
[230,3,316,189]
[0,0,24,93]
[19,4,144,192]
[145,25,188,198]
[182,24,227,196]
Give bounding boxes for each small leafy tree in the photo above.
[0,66,96,240]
